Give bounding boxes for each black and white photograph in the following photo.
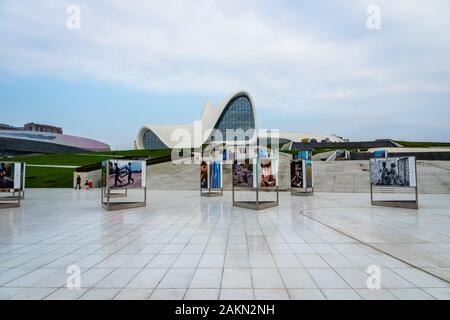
[370,157,416,187]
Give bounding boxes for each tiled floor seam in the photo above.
[299,210,450,286]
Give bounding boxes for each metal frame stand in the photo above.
[0,189,21,208]
[370,185,418,210]
[370,157,419,210]
[103,188,128,198]
[232,163,279,211]
[201,186,223,197]
[101,187,146,211]
[291,187,314,196]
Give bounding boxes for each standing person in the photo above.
[114,163,122,187]
[127,162,135,185]
[75,175,82,190]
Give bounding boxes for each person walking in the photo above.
[127,162,135,185]
[114,163,122,187]
[75,175,82,190]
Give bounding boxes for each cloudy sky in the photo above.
[1,0,449,149]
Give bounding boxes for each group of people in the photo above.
[113,162,135,187]
[75,175,93,190]
[377,162,405,186]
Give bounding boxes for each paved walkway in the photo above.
[0,189,449,300]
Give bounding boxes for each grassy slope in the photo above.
[6,149,172,188]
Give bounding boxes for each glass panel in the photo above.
[143,129,168,149]
[209,96,255,142]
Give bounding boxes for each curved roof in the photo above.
[136,91,257,149]
[136,91,344,149]
[0,130,110,152]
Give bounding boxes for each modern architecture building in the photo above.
[23,122,63,134]
[136,91,343,150]
[0,130,110,155]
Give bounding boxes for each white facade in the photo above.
[136,91,343,149]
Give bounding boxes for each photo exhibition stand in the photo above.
[370,157,419,210]
[0,189,21,209]
[290,153,314,196]
[232,160,279,211]
[101,187,147,211]
[200,161,223,197]
[100,159,148,211]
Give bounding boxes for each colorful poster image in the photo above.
[108,160,145,189]
[210,161,222,189]
[233,161,254,188]
[0,163,15,189]
[200,161,208,189]
[293,151,311,160]
[290,160,303,188]
[259,159,277,188]
[370,157,416,187]
[373,150,388,159]
[305,160,313,188]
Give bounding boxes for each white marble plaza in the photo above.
[0,189,449,300]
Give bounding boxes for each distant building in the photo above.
[24,122,63,134]
[0,122,109,155]
[0,123,22,131]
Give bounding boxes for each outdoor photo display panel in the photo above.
[258,159,278,188]
[290,160,303,188]
[233,160,254,188]
[210,161,222,189]
[0,163,14,189]
[291,160,313,188]
[106,160,146,189]
[370,157,416,187]
[200,161,208,189]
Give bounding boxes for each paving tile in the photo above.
[79,288,120,300]
[254,289,289,300]
[356,289,398,300]
[322,289,362,300]
[127,268,167,288]
[422,288,450,300]
[389,288,436,300]
[307,269,350,289]
[251,269,285,289]
[45,288,88,300]
[95,268,140,288]
[219,289,253,300]
[189,269,222,289]
[113,288,152,300]
[158,269,196,289]
[288,289,325,300]
[198,255,225,268]
[221,269,252,289]
[149,289,186,300]
[185,288,219,300]
[279,269,317,289]
[9,287,57,300]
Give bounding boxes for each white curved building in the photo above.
[136,91,343,149]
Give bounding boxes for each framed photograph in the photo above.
[233,160,254,188]
[370,157,416,187]
[200,161,208,189]
[257,159,278,188]
[107,160,146,189]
